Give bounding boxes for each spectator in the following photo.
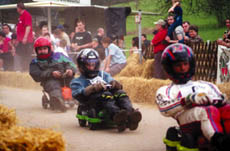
[182,21,190,39]
[0,31,14,71]
[129,37,139,54]
[165,15,185,44]
[167,0,183,39]
[2,24,12,39]
[71,21,92,51]
[56,25,71,51]
[16,2,34,72]
[141,34,150,49]
[151,19,168,79]
[92,38,105,61]
[102,37,127,76]
[217,19,230,47]
[40,25,57,49]
[55,39,69,57]
[186,25,203,44]
[95,27,105,46]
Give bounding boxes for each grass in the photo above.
[115,0,226,49]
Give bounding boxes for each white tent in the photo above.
[0,0,107,33]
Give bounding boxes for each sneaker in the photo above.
[127,110,142,131]
[113,110,128,132]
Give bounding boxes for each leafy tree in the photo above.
[156,0,230,26]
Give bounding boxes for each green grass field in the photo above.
[115,0,226,49]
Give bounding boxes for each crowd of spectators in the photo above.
[150,0,205,79]
[0,2,128,76]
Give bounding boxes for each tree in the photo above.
[156,0,230,27]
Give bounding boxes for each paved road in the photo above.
[0,86,176,151]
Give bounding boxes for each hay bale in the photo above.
[116,54,155,78]
[116,77,170,105]
[0,104,17,130]
[0,71,41,89]
[218,82,230,101]
[116,54,144,77]
[0,126,66,151]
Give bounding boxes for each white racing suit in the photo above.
[156,80,230,141]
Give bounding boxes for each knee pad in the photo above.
[114,90,128,99]
[101,91,114,101]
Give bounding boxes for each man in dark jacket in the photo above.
[29,37,77,112]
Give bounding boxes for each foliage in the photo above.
[156,0,230,26]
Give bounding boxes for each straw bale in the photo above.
[217,82,230,102]
[115,77,170,105]
[0,71,41,89]
[0,126,65,151]
[116,54,155,79]
[0,104,17,130]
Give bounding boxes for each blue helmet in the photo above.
[161,43,195,84]
[76,48,100,78]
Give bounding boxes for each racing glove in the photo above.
[185,93,211,105]
[84,83,105,96]
[110,80,123,90]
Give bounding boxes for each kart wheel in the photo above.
[79,119,87,127]
[42,95,49,109]
[88,122,98,130]
[68,100,75,108]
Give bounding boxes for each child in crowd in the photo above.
[167,0,183,39]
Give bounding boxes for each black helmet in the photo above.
[161,43,195,84]
[76,48,100,78]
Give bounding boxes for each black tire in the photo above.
[88,122,98,130]
[77,105,87,127]
[79,119,87,127]
[42,95,49,109]
[88,108,98,130]
[68,100,75,108]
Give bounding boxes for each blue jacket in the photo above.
[70,71,114,101]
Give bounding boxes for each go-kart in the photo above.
[76,103,116,130]
[42,86,77,110]
[163,126,217,151]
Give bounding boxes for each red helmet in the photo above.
[34,37,52,59]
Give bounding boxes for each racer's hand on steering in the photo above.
[52,71,62,78]
[187,93,211,105]
[84,83,106,96]
[110,80,122,90]
[64,69,73,77]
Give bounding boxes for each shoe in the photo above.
[52,97,67,112]
[211,133,230,151]
[127,110,142,131]
[113,110,128,132]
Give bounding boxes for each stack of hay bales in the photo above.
[0,104,66,151]
[116,54,154,79]
[115,54,172,105]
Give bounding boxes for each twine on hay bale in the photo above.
[115,77,170,105]
[116,54,154,79]
[0,126,66,151]
[0,104,17,130]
